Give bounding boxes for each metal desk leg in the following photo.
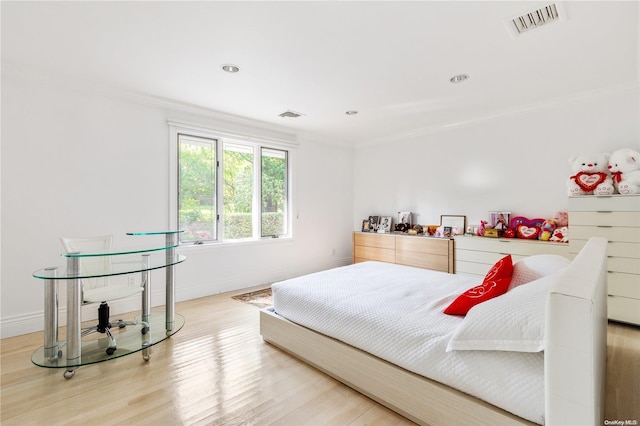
[142,254,151,325]
[141,254,152,360]
[165,233,177,334]
[65,255,81,378]
[43,268,59,360]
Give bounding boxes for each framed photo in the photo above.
[361,219,370,232]
[440,215,466,236]
[379,216,392,232]
[368,215,380,231]
[490,211,510,231]
[397,211,412,225]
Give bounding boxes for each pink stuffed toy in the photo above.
[477,220,487,237]
[553,211,568,227]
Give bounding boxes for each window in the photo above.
[170,124,292,245]
[261,148,288,237]
[178,134,217,243]
[223,142,254,240]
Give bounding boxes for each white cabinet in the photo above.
[454,236,569,278]
[568,195,640,325]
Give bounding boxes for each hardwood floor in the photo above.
[1,289,638,425]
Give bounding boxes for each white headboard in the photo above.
[544,237,608,426]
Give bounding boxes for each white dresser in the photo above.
[454,236,569,278]
[568,195,640,326]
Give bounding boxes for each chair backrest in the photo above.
[60,235,113,290]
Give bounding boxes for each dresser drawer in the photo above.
[396,236,449,256]
[608,296,640,325]
[570,211,640,227]
[568,194,640,212]
[396,251,449,272]
[609,272,640,299]
[607,257,640,275]
[454,236,568,257]
[353,246,395,263]
[353,233,395,250]
[570,239,640,259]
[453,260,487,278]
[570,225,640,243]
[455,249,504,265]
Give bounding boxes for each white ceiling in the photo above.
[2,1,639,147]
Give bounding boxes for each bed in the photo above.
[260,237,608,425]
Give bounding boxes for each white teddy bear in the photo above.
[608,148,640,194]
[566,153,614,196]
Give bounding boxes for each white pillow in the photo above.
[509,254,570,291]
[446,269,564,353]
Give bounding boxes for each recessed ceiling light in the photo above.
[450,74,469,83]
[345,110,358,115]
[221,64,240,73]
[278,110,305,118]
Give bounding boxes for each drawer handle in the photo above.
[596,211,613,213]
[596,225,613,228]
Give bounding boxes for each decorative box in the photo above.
[484,228,500,238]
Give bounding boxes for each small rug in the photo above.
[231,288,272,308]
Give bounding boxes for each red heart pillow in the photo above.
[517,224,540,239]
[444,255,513,315]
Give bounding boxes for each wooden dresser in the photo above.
[352,232,454,273]
[568,195,640,326]
[453,236,570,278]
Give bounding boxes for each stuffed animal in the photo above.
[553,211,568,227]
[477,220,487,237]
[608,148,640,194]
[566,153,615,196]
[539,219,557,241]
[550,226,569,243]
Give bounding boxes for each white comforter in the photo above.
[272,261,544,424]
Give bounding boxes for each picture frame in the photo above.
[379,216,392,233]
[489,211,510,231]
[368,215,380,231]
[362,219,370,232]
[397,211,412,225]
[440,215,466,235]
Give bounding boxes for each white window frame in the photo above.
[169,121,294,247]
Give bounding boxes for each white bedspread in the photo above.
[272,261,544,424]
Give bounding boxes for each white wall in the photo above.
[0,68,354,337]
[353,87,640,230]
[3,66,638,338]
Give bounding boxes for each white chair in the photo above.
[60,235,147,355]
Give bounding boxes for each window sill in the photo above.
[176,237,294,253]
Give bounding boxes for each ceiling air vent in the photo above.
[508,3,561,35]
[278,110,305,118]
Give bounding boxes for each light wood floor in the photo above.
[1,289,639,426]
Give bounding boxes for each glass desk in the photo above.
[32,231,185,379]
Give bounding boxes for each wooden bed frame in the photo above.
[260,237,608,426]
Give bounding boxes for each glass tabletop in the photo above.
[126,230,184,236]
[62,244,179,258]
[32,312,185,368]
[33,254,186,280]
